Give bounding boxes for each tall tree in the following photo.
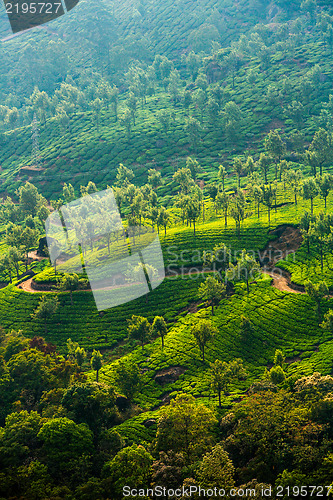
[301,178,318,215]
[286,170,303,205]
[232,157,244,188]
[173,168,194,194]
[226,249,261,294]
[305,280,329,321]
[114,360,141,401]
[300,211,314,253]
[191,319,217,362]
[33,295,59,333]
[157,207,170,236]
[198,276,226,315]
[258,153,271,184]
[215,191,229,226]
[309,212,333,272]
[316,173,333,209]
[21,227,39,271]
[91,349,103,382]
[265,130,286,180]
[308,128,333,176]
[57,273,85,306]
[152,316,168,349]
[210,359,246,408]
[127,315,151,351]
[262,184,276,226]
[218,165,227,190]
[8,246,23,280]
[230,191,247,235]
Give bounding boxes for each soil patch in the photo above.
[154,366,187,385]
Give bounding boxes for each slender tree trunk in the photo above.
[311,198,314,215]
[218,390,221,408]
[96,369,99,383]
[70,290,73,306]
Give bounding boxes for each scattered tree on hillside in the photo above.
[191,319,217,362]
[305,280,329,321]
[262,183,276,226]
[8,246,23,280]
[114,360,141,402]
[286,169,303,205]
[152,316,168,349]
[308,128,333,176]
[198,276,226,315]
[215,191,229,226]
[230,191,248,235]
[309,212,333,272]
[32,295,59,333]
[58,273,87,306]
[316,173,333,208]
[210,358,247,408]
[232,157,244,188]
[173,168,193,195]
[265,130,286,180]
[218,165,227,190]
[300,211,314,253]
[226,250,261,294]
[301,177,319,215]
[90,349,103,383]
[127,315,151,351]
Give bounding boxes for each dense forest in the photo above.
[0,0,333,498]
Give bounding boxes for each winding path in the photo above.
[16,225,305,295]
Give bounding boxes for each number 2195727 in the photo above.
[5,3,62,14]
[276,485,332,497]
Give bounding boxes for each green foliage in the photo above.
[90,350,103,383]
[198,444,235,489]
[114,360,141,402]
[210,358,247,407]
[103,445,153,497]
[191,318,217,362]
[37,417,94,474]
[32,295,59,333]
[155,393,217,461]
[198,276,226,315]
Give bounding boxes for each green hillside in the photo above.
[1,0,333,498]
